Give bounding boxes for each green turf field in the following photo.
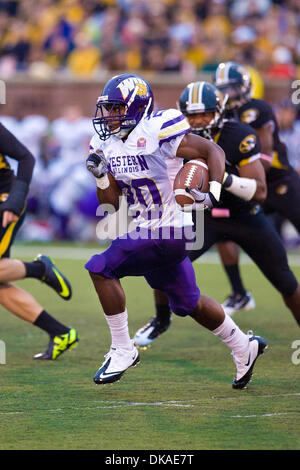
[0,246,299,450]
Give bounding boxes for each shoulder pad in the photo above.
[155,109,190,146]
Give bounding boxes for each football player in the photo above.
[85,73,267,389]
[0,123,78,360]
[134,80,300,349]
[213,61,300,315]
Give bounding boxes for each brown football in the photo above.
[173,158,210,207]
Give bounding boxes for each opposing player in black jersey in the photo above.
[213,61,300,315]
[0,123,78,359]
[134,81,300,349]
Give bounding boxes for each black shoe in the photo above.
[35,254,72,300]
[134,316,171,348]
[222,291,255,316]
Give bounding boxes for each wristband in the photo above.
[209,181,222,202]
[96,174,110,190]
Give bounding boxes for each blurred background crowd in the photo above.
[0,0,299,79]
[0,0,300,245]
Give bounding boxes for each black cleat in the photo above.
[35,254,72,300]
[134,316,171,348]
[222,291,255,316]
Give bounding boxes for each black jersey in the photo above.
[213,119,261,215]
[238,99,289,182]
[0,123,35,217]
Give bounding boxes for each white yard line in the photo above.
[0,394,299,416]
[0,400,195,415]
[230,412,298,418]
[211,393,300,400]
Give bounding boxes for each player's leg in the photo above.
[89,271,139,383]
[191,296,268,389]
[145,257,267,389]
[0,213,77,358]
[217,241,255,316]
[88,225,212,383]
[0,255,72,301]
[134,214,218,347]
[234,212,300,325]
[0,283,78,359]
[85,228,191,384]
[0,209,71,300]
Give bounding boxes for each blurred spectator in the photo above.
[230,0,272,20]
[276,99,300,174]
[266,46,297,78]
[46,105,94,239]
[50,104,93,168]
[67,30,100,76]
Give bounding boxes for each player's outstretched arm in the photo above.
[0,124,35,223]
[223,159,267,203]
[238,160,267,202]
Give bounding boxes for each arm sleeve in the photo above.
[0,123,35,184]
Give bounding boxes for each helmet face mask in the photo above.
[178,81,227,139]
[93,73,154,141]
[93,99,134,140]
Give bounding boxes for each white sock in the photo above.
[104,310,133,351]
[212,314,249,359]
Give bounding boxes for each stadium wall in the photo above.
[2,74,293,119]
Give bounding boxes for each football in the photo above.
[173,158,210,206]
